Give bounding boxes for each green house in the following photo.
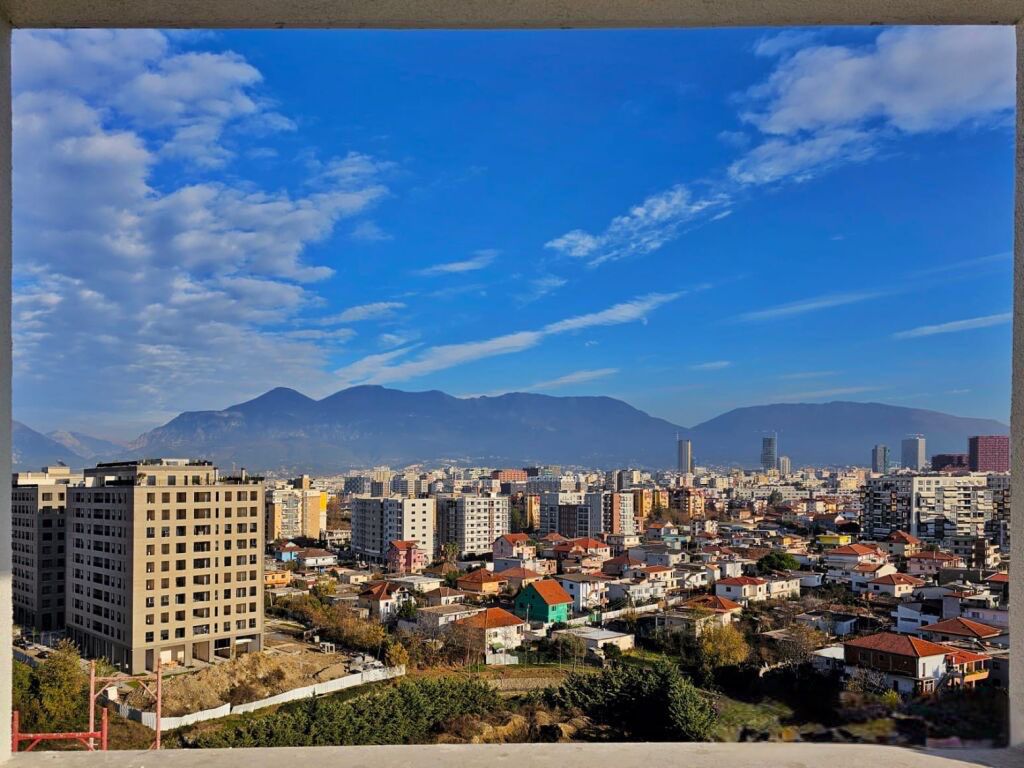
[514,579,573,623]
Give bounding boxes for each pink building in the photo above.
[387,539,428,574]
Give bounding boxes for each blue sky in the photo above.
[11,26,1015,439]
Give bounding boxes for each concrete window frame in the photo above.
[0,1,1020,765]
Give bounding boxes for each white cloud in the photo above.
[416,249,497,276]
[318,302,406,324]
[689,361,732,371]
[753,30,820,58]
[334,292,681,386]
[737,291,884,322]
[12,30,393,434]
[545,184,728,267]
[773,385,882,401]
[732,27,1014,186]
[516,274,568,304]
[778,370,840,380]
[525,368,619,390]
[351,220,392,242]
[892,312,1012,340]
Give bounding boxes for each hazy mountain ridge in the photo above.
[13,386,1007,473]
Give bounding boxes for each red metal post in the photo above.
[88,660,96,750]
[12,710,19,753]
[100,707,109,751]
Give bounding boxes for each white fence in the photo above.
[106,664,405,732]
[485,652,519,665]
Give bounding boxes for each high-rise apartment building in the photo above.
[66,460,264,674]
[264,475,326,541]
[350,496,436,563]
[871,444,889,474]
[777,456,792,476]
[760,435,778,472]
[677,438,694,474]
[861,473,992,540]
[900,436,926,471]
[586,491,636,536]
[436,493,510,557]
[968,435,1010,473]
[12,465,81,632]
[539,490,586,535]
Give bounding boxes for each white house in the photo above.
[715,576,767,604]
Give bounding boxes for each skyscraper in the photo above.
[677,438,694,474]
[777,456,792,476]
[900,436,926,471]
[871,444,889,474]
[760,435,778,471]
[968,435,1010,473]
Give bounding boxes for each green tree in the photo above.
[15,640,89,733]
[757,551,799,574]
[441,541,460,564]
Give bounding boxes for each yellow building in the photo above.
[817,533,853,548]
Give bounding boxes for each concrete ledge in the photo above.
[8,744,1024,768]
[1,0,1024,29]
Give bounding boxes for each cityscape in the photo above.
[7,22,1015,754]
[10,427,1011,748]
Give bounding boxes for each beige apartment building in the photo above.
[12,465,82,633]
[265,475,327,541]
[66,459,264,674]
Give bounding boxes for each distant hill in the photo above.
[15,387,1007,473]
[687,401,1008,468]
[13,421,85,470]
[47,430,125,461]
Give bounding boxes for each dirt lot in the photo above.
[125,648,354,716]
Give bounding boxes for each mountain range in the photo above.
[12,386,1009,473]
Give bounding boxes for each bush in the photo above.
[545,661,716,741]
[186,676,501,748]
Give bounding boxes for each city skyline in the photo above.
[12,26,1015,439]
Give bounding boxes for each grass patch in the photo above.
[711,694,795,742]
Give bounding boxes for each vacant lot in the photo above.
[126,648,354,716]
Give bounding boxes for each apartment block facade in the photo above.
[12,466,81,632]
[350,496,436,563]
[265,475,327,541]
[436,493,510,558]
[66,460,264,674]
[861,474,993,541]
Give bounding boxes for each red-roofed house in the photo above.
[358,581,414,622]
[881,530,923,559]
[514,579,573,623]
[495,566,544,592]
[493,533,536,560]
[823,543,887,570]
[456,568,508,595]
[843,632,953,695]
[454,607,526,652]
[715,576,768,604]
[387,539,427,574]
[917,617,1002,643]
[867,572,925,598]
[907,551,966,578]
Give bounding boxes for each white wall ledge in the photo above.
[7,744,1024,768]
